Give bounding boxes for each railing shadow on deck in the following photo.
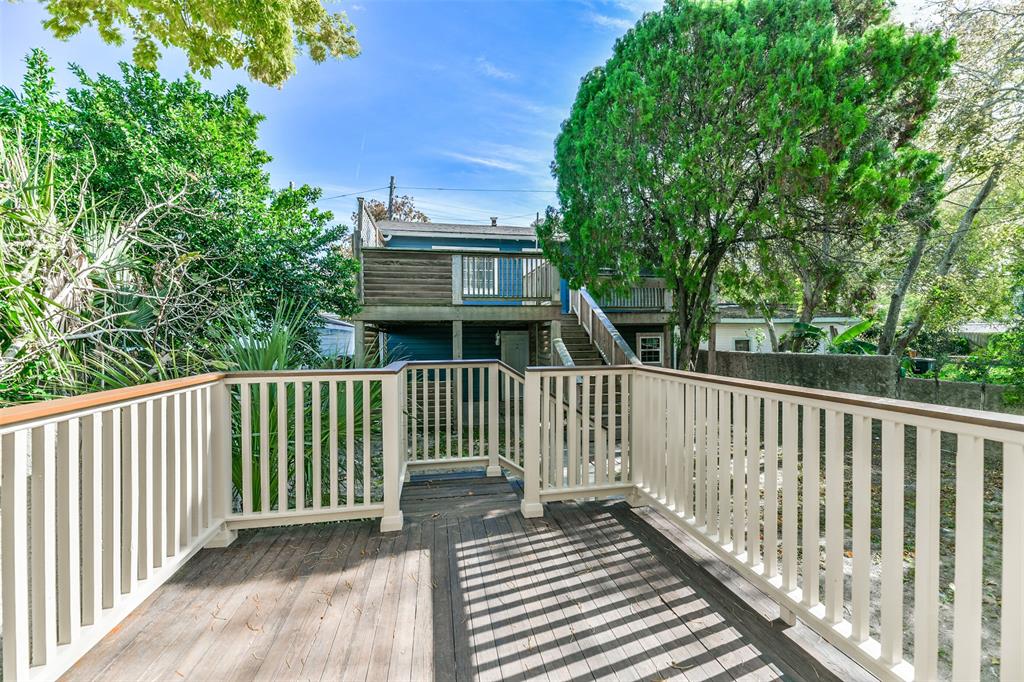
[428,482,851,682]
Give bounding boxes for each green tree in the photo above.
[255,184,360,350]
[718,243,799,352]
[0,132,212,402]
[877,0,1024,356]
[1,50,360,353]
[28,0,359,87]
[540,0,955,366]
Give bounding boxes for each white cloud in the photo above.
[444,152,525,173]
[587,12,633,30]
[475,56,516,81]
[350,3,365,10]
[440,143,555,190]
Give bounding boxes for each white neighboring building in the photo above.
[698,305,860,353]
[957,321,1010,349]
[318,313,355,358]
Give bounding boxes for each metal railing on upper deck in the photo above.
[359,247,560,306]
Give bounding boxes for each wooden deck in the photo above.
[62,473,869,682]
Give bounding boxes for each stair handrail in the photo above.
[551,336,576,367]
[571,288,642,366]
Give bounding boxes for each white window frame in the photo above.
[637,333,664,366]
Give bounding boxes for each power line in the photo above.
[321,186,390,200]
[401,185,556,194]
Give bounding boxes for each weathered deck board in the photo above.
[62,472,865,682]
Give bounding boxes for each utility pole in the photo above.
[387,175,396,220]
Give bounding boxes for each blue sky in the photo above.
[0,0,929,227]
[1,0,666,227]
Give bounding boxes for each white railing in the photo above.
[521,364,1024,682]
[551,337,575,367]
[461,253,555,301]
[0,365,411,680]
[595,283,667,310]
[358,201,383,248]
[570,288,642,366]
[0,375,227,681]
[7,359,1022,681]
[400,360,524,475]
[498,365,526,473]
[223,370,402,532]
[520,367,632,516]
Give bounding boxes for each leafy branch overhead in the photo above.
[37,0,360,87]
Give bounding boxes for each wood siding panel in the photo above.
[362,250,452,306]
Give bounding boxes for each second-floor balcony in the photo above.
[359,247,560,308]
[355,247,673,332]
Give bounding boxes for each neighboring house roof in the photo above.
[319,312,354,329]
[715,303,858,324]
[957,321,1009,335]
[377,220,537,242]
[958,321,1010,348]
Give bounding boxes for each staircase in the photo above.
[557,314,605,366]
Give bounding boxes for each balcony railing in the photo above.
[2,361,1022,680]
[460,253,555,302]
[594,277,671,310]
[519,365,1024,682]
[359,247,559,306]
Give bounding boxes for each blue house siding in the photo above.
[463,324,527,360]
[386,325,453,361]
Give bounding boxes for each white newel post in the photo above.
[380,371,405,532]
[206,380,237,547]
[487,365,501,477]
[520,371,544,518]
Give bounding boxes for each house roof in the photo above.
[376,220,537,242]
[957,321,1009,335]
[318,312,353,329]
[716,303,857,323]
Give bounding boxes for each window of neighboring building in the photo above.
[734,338,751,352]
[637,333,664,366]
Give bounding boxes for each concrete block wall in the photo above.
[696,350,1023,416]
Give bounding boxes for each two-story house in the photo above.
[350,200,674,371]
